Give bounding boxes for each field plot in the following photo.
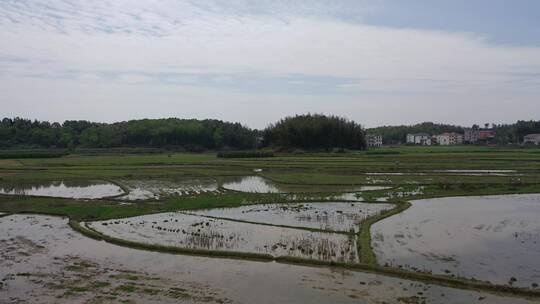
[372,194,540,288]
[2,214,533,304]
[191,202,393,232]
[88,212,358,263]
[0,180,124,199]
[222,175,390,193]
[117,177,219,201]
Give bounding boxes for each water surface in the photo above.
[222,176,390,193]
[0,180,123,199]
[118,177,218,200]
[372,194,540,287]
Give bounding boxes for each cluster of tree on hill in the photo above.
[367,120,540,145]
[0,117,256,150]
[263,114,366,151]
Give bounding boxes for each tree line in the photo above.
[0,117,256,150]
[0,115,368,151]
[2,116,537,151]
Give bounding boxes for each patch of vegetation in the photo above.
[358,201,412,265]
[115,284,138,293]
[217,151,274,158]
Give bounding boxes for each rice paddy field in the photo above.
[2,146,540,303]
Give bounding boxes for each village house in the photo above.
[366,134,383,147]
[464,128,479,143]
[464,127,496,144]
[524,134,540,145]
[435,132,463,145]
[406,133,431,145]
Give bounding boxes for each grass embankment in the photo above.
[0,192,280,221]
[358,201,411,265]
[0,189,386,222]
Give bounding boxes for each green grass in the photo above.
[358,201,412,265]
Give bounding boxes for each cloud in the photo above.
[0,1,539,128]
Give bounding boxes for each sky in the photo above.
[1,0,539,129]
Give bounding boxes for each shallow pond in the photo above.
[222,176,390,193]
[117,177,219,200]
[88,212,358,263]
[1,214,536,304]
[372,194,540,288]
[0,180,124,199]
[191,202,394,233]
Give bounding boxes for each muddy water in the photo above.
[117,178,219,200]
[1,215,534,304]
[372,194,540,288]
[0,180,123,199]
[88,212,358,263]
[191,202,393,233]
[222,176,390,193]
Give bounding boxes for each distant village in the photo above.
[367,126,540,147]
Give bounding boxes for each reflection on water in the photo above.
[89,212,358,263]
[372,194,540,288]
[118,178,219,200]
[0,180,123,199]
[222,176,390,193]
[192,202,393,233]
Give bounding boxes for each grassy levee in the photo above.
[68,218,540,299]
[358,201,412,265]
[0,191,378,222]
[69,219,274,262]
[275,256,540,298]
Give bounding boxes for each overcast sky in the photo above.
[1,0,539,129]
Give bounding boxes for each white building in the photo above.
[524,134,540,145]
[464,128,479,143]
[366,134,383,147]
[406,133,431,145]
[435,132,464,145]
[436,134,450,145]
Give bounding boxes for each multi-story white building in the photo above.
[524,134,540,145]
[436,134,450,145]
[464,128,479,143]
[435,132,464,145]
[406,133,431,145]
[366,134,383,147]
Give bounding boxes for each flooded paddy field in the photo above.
[1,214,534,304]
[191,202,394,233]
[117,177,219,201]
[88,212,358,263]
[0,180,124,199]
[372,194,540,288]
[222,176,390,193]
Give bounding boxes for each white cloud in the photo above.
[0,1,539,128]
